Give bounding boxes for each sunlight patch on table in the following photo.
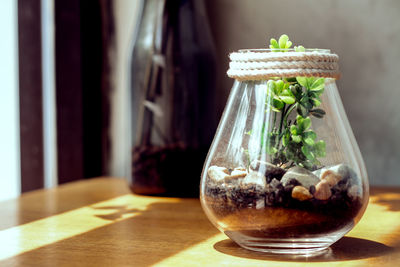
[156,194,400,267]
[347,194,400,245]
[0,194,179,261]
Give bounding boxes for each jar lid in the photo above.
[227,49,340,81]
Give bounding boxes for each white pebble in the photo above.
[207,166,229,183]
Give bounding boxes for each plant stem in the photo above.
[278,104,286,138]
[274,104,286,155]
[283,103,297,128]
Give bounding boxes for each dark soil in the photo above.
[204,174,363,237]
[131,144,208,197]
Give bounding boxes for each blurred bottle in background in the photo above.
[130,0,217,197]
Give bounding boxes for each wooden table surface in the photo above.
[0,178,399,266]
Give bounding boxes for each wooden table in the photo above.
[0,178,399,266]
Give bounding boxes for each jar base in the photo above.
[224,224,352,255]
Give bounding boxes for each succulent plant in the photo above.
[251,35,327,170]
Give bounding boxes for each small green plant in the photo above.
[259,35,327,170]
[269,34,305,52]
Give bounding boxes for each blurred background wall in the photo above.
[204,0,400,186]
[2,0,399,201]
[0,0,20,201]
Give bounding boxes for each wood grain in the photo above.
[0,178,400,266]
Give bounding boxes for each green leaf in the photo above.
[311,98,321,107]
[276,80,284,92]
[259,35,327,170]
[304,138,315,146]
[267,80,276,91]
[310,111,323,118]
[290,125,298,135]
[295,45,305,52]
[312,108,325,115]
[279,34,289,49]
[265,94,274,104]
[292,135,302,143]
[310,78,325,91]
[290,85,302,99]
[302,117,311,130]
[267,145,278,155]
[301,145,315,161]
[285,77,297,83]
[303,131,316,140]
[270,38,279,49]
[303,160,315,170]
[283,82,290,90]
[296,77,308,88]
[303,131,316,145]
[297,105,309,117]
[272,98,284,110]
[282,132,290,146]
[280,96,295,104]
[297,115,309,132]
[310,86,324,94]
[314,140,326,157]
[296,115,308,131]
[300,96,312,109]
[298,77,320,90]
[310,108,325,118]
[312,159,322,166]
[281,88,294,96]
[296,115,304,125]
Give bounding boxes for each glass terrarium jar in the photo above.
[200,47,369,255]
[130,0,217,196]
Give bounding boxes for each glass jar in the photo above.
[200,49,369,254]
[130,0,217,196]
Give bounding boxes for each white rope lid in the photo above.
[227,49,340,81]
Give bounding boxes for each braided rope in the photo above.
[227,50,340,80]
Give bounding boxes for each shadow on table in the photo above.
[0,178,132,231]
[214,237,395,262]
[371,189,400,212]
[92,205,142,220]
[0,200,219,266]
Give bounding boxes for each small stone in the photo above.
[275,190,284,204]
[309,185,316,195]
[266,178,283,195]
[336,164,357,180]
[347,185,362,200]
[281,166,320,189]
[314,164,357,182]
[286,178,301,186]
[321,170,343,187]
[207,166,229,183]
[256,198,265,209]
[312,168,324,178]
[266,192,275,206]
[314,180,332,200]
[284,184,295,193]
[292,186,313,201]
[270,178,281,188]
[241,171,267,188]
[250,160,286,179]
[230,167,247,179]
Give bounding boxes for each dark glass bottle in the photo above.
[130,0,217,197]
